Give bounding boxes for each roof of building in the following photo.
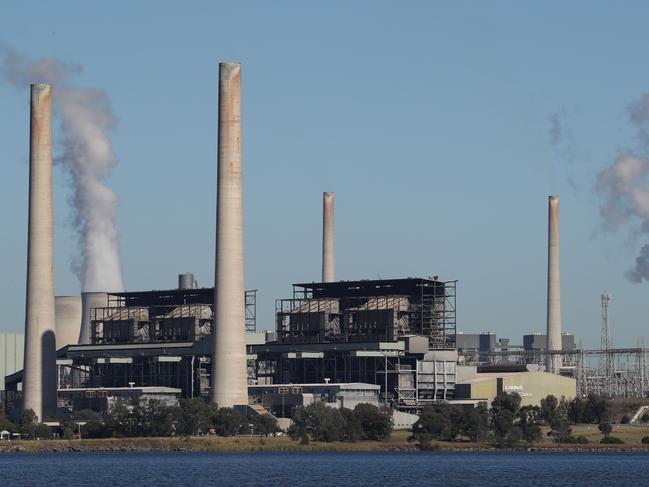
[106,288,256,307]
[477,364,528,373]
[108,288,215,307]
[251,340,406,354]
[69,341,195,352]
[249,382,381,391]
[293,278,454,299]
[59,386,182,394]
[459,370,576,385]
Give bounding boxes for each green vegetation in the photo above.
[353,403,393,440]
[411,402,489,449]
[605,398,649,423]
[0,404,16,433]
[0,404,55,439]
[2,390,643,452]
[596,421,624,444]
[0,431,417,453]
[491,392,543,447]
[3,426,649,454]
[600,436,624,444]
[51,398,279,439]
[288,403,392,443]
[338,408,363,442]
[598,421,613,437]
[408,393,621,449]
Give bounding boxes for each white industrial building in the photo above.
[0,333,24,392]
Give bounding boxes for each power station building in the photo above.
[3,65,582,419]
[253,278,459,410]
[4,276,465,413]
[523,332,575,352]
[455,367,576,407]
[4,284,259,411]
[4,274,578,414]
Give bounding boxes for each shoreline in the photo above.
[2,436,649,454]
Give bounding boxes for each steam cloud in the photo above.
[1,46,124,292]
[548,106,578,191]
[596,93,649,283]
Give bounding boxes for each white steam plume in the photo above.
[595,93,649,283]
[547,106,578,192]
[1,46,124,292]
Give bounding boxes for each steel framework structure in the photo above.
[276,278,457,348]
[91,288,257,344]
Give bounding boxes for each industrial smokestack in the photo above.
[22,83,57,420]
[0,47,125,294]
[55,296,82,350]
[78,292,108,345]
[546,195,562,373]
[210,62,248,407]
[322,192,335,282]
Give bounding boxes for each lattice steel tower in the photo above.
[600,292,612,391]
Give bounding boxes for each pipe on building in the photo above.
[322,192,335,282]
[546,195,562,373]
[178,273,195,290]
[22,83,57,420]
[55,295,82,350]
[78,292,108,345]
[210,62,248,407]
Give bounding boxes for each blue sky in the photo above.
[1,1,649,348]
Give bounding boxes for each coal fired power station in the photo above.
[7,61,612,427]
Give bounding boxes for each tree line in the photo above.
[1,398,393,443]
[0,406,52,440]
[412,392,624,448]
[0,398,279,439]
[288,402,393,444]
[3,392,646,447]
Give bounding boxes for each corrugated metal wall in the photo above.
[0,333,24,390]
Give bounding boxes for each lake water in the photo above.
[1,451,648,486]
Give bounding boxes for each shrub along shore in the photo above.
[2,433,649,454]
[2,392,649,453]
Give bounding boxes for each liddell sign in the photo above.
[504,384,533,398]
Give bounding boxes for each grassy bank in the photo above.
[2,427,649,453]
[0,431,416,453]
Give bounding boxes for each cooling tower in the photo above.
[322,192,335,282]
[546,195,562,373]
[55,295,82,350]
[22,83,57,420]
[78,292,108,345]
[210,62,248,407]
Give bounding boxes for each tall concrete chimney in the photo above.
[210,62,248,407]
[546,195,562,373]
[322,192,335,282]
[78,292,108,345]
[22,83,57,420]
